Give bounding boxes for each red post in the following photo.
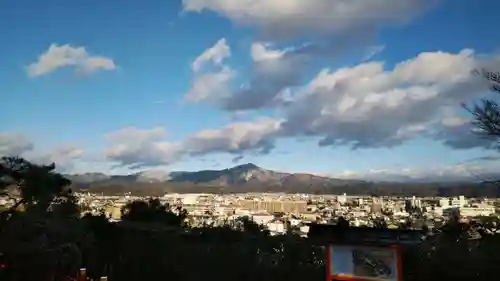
[78,268,86,281]
[326,245,331,281]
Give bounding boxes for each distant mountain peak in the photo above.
[68,162,364,191]
[231,163,260,171]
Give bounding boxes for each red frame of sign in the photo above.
[326,244,403,281]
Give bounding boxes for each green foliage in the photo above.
[50,190,81,219]
[404,218,500,281]
[234,215,269,235]
[465,69,500,140]
[0,156,74,215]
[121,198,187,227]
[372,217,388,229]
[80,221,322,281]
[0,157,83,280]
[0,214,86,281]
[336,216,350,229]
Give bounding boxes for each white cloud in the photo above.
[190,40,383,112]
[27,44,115,77]
[182,117,282,156]
[191,38,231,72]
[280,48,499,150]
[103,118,282,168]
[219,42,305,111]
[105,126,166,142]
[104,127,183,168]
[185,66,234,102]
[393,49,476,84]
[251,42,287,61]
[0,133,34,156]
[183,0,430,39]
[185,38,234,103]
[0,133,84,173]
[29,144,85,173]
[44,144,84,161]
[331,162,500,182]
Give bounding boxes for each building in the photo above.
[439,198,449,208]
[451,196,467,208]
[411,196,422,208]
[105,206,122,220]
[267,221,286,235]
[238,199,307,214]
[337,193,347,204]
[251,213,274,225]
[443,206,495,218]
[458,206,495,217]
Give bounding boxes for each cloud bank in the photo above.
[182,0,430,40]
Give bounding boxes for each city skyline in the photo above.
[2,0,500,181]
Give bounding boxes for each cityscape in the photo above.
[71,191,498,235]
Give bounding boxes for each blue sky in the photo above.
[1,0,500,181]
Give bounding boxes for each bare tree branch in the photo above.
[464,69,500,185]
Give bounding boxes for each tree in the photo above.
[234,216,268,235]
[336,216,350,229]
[464,69,500,186]
[0,157,73,217]
[372,217,388,229]
[465,69,500,140]
[121,198,187,227]
[0,157,82,281]
[50,189,81,218]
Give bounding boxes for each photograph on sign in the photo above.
[328,245,401,281]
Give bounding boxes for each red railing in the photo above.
[77,268,107,281]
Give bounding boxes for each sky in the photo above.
[2,0,500,182]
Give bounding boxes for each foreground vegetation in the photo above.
[1,157,500,281]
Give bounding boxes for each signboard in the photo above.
[326,244,402,281]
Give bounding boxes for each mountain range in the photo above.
[67,163,363,187]
[67,163,500,197]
